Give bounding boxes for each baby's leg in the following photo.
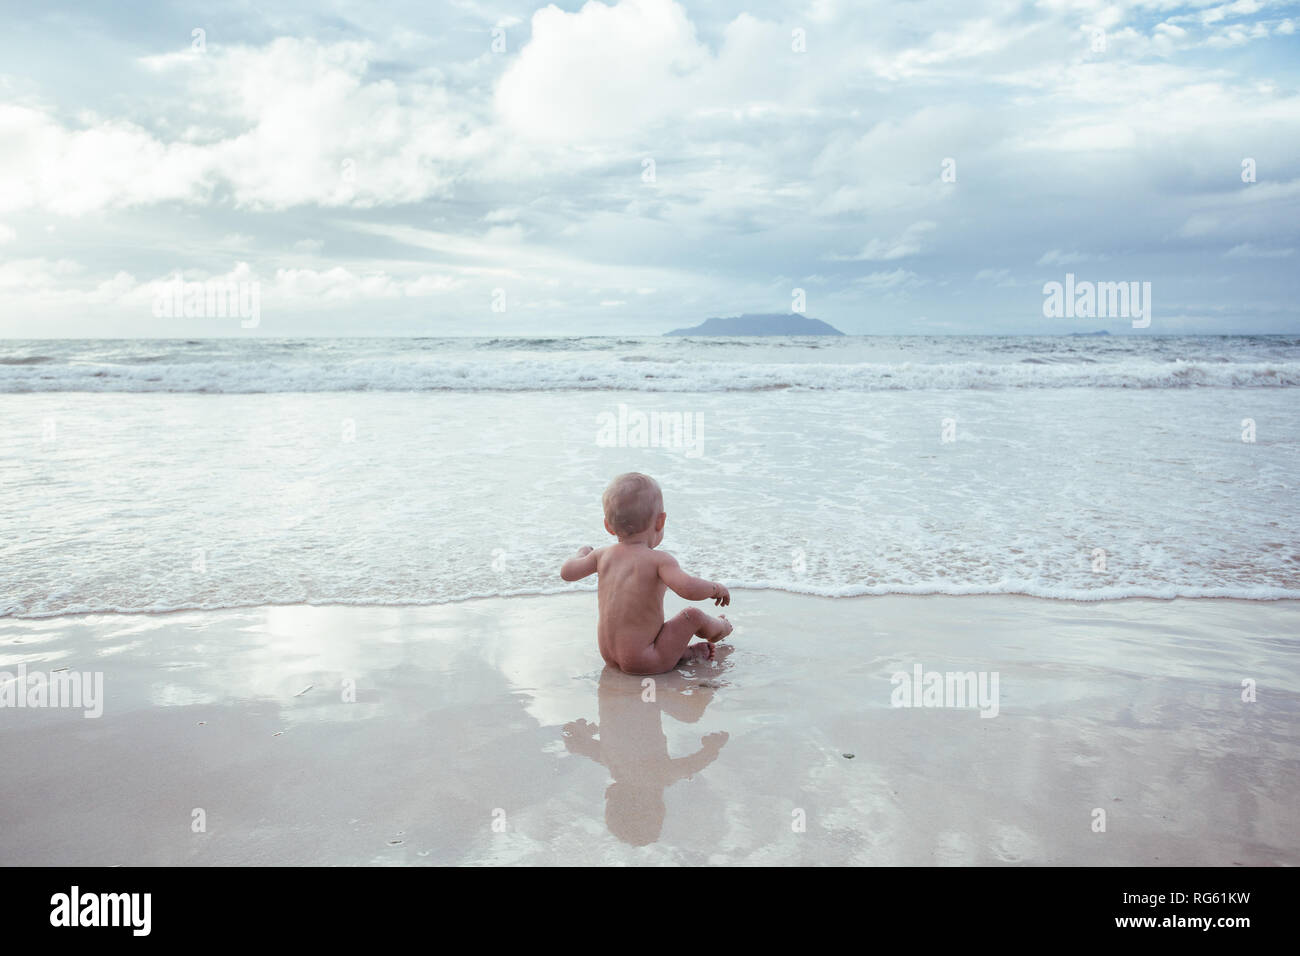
[624,608,732,675]
[678,642,716,663]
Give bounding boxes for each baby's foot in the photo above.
[705,614,733,644]
[678,642,715,665]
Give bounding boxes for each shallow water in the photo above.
[3,379,1297,616]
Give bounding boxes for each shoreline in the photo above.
[6,587,1300,622]
[2,592,1297,865]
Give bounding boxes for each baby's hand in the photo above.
[711,583,730,607]
[563,718,596,738]
[576,545,594,556]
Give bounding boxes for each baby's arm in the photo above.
[561,719,602,761]
[560,545,601,581]
[657,554,730,606]
[670,732,729,780]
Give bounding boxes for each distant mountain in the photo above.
[665,313,845,336]
[1068,330,1111,336]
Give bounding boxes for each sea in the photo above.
[2,334,1298,617]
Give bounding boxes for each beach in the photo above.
[3,334,1298,866]
[5,0,1300,891]
[3,592,1296,866]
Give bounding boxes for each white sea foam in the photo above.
[2,335,1298,393]
[6,582,1297,620]
[3,356,1299,392]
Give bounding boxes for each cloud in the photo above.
[1,0,1298,334]
[832,221,937,261]
[1037,249,1108,266]
[1224,242,1295,258]
[494,0,709,144]
[1179,214,1221,238]
[852,268,923,291]
[0,259,461,311]
[0,103,212,216]
[869,16,1039,81]
[0,258,86,292]
[1021,122,1138,152]
[812,106,976,216]
[1,38,484,216]
[974,268,1018,287]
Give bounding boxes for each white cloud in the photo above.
[1037,249,1108,266]
[1179,214,1220,237]
[494,0,708,143]
[1224,242,1295,258]
[403,274,459,295]
[871,17,1037,81]
[1,38,485,216]
[1,0,1298,334]
[812,107,976,216]
[0,259,460,312]
[974,267,1018,287]
[0,103,212,216]
[1022,122,1138,151]
[852,268,922,291]
[832,221,937,261]
[0,258,86,292]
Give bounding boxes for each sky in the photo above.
[0,0,1298,337]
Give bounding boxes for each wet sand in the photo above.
[1,592,1297,865]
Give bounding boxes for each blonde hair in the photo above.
[602,472,663,538]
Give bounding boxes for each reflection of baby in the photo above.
[560,473,732,675]
[564,667,729,846]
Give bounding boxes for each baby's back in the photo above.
[596,544,668,662]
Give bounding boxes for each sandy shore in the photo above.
[1,592,1297,865]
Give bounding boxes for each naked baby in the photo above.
[560,472,732,675]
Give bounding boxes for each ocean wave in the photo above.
[4,581,1297,619]
[2,358,1299,393]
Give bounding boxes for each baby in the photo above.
[560,472,732,675]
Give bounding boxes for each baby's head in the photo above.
[601,472,665,545]
[604,781,665,846]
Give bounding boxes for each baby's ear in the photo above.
[655,512,666,531]
[604,517,615,536]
